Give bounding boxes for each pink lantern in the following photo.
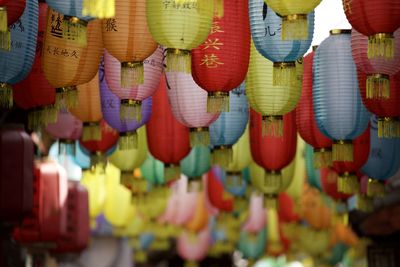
[165,71,220,147]
[104,46,164,121]
[177,228,211,264]
[242,193,266,233]
[351,29,400,99]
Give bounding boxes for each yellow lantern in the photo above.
[264,0,321,40]
[298,226,330,257]
[266,209,284,255]
[185,192,209,232]
[81,167,106,219]
[146,0,214,73]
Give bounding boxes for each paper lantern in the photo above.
[141,154,165,186]
[361,116,400,197]
[185,192,209,232]
[210,83,248,167]
[100,60,152,151]
[104,46,163,121]
[0,0,25,50]
[343,0,400,59]
[238,228,266,261]
[191,0,250,113]
[219,167,247,197]
[300,185,332,229]
[313,30,370,162]
[206,166,234,212]
[48,141,83,181]
[351,29,400,100]
[249,1,314,86]
[80,168,106,219]
[13,3,56,130]
[242,193,266,233]
[0,0,38,108]
[42,8,102,108]
[70,71,103,141]
[177,228,210,266]
[246,42,301,137]
[305,144,322,190]
[146,0,213,73]
[181,145,211,180]
[102,0,157,87]
[165,71,220,146]
[296,48,333,168]
[358,71,400,138]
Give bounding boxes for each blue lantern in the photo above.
[49,141,83,181]
[313,30,370,162]
[305,144,322,190]
[249,0,314,86]
[362,116,400,197]
[0,0,38,108]
[210,83,248,167]
[180,145,211,180]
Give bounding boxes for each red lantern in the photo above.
[191,0,250,113]
[13,3,56,131]
[333,125,370,195]
[206,166,233,212]
[358,70,400,138]
[0,124,33,225]
[343,0,400,59]
[296,48,332,168]
[278,192,300,223]
[0,0,26,50]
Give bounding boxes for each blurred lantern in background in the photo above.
[146,75,191,182]
[0,0,25,50]
[102,0,157,88]
[181,145,211,182]
[296,47,333,168]
[42,8,102,108]
[300,184,332,230]
[104,46,163,121]
[305,144,323,190]
[146,0,213,73]
[209,83,248,167]
[242,193,266,233]
[343,0,400,59]
[246,42,301,137]
[313,29,370,162]
[166,71,220,147]
[249,1,314,86]
[141,154,165,186]
[0,0,37,108]
[177,228,211,267]
[238,227,266,262]
[48,140,83,181]
[206,166,234,212]
[191,0,250,113]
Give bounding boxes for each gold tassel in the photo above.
[262,115,283,137]
[336,212,349,226]
[0,83,12,108]
[118,131,138,150]
[133,250,147,263]
[332,140,353,162]
[313,148,332,168]
[211,145,232,168]
[356,195,374,212]
[368,33,394,59]
[28,109,43,131]
[82,122,102,141]
[264,194,278,210]
[207,92,229,113]
[189,127,210,147]
[120,171,135,189]
[120,99,142,122]
[226,172,242,188]
[42,105,58,125]
[0,7,10,51]
[164,164,181,183]
[165,48,191,73]
[188,180,203,192]
[273,62,296,86]
[121,62,144,88]
[55,86,78,109]
[184,261,199,267]
[378,117,400,138]
[90,152,107,171]
[82,0,115,19]
[264,170,282,191]
[337,173,359,194]
[366,74,390,99]
[0,7,7,32]
[366,178,385,197]
[213,0,224,18]
[282,14,308,41]
[62,16,88,47]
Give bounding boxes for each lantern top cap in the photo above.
[330,29,351,35]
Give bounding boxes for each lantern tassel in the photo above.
[82,0,115,19]
[134,250,147,264]
[82,122,102,141]
[0,83,12,108]
[332,140,353,162]
[273,62,296,86]
[121,62,144,88]
[264,194,278,210]
[164,164,180,183]
[166,48,191,73]
[118,131,138,150]
[282,14,308,41]
[211,146,232,168]
[313,148,332,168]
[207,92,229,113]
[213,0,224,18]
[189,127,210,147]
[356,195,373,213]
[184,261,199,267]
[0,7,6,32]
[62,16,88,47]
[262,115,283,137]
[337,173,359,194]
[0,7,10,51]
[366,74,390,99]
[120,99,142,122]
[368,33,394,59]
[28,106,58,131]
[366,178,385,197]
[378,117,400,138]
[55,86,78,109]
[264,170,282,191]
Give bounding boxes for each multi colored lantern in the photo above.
[313,30,370,162]
[181,145,211,181]
[358,71,400,138]
[0,0,25,50]
[165,71,220,146]
[104,46,163,120]
[296,47,333,168]
[191,0,250,113]
[246,42,301,137]
[249,1,314,86]
[210,83,248,167]
[343,0,400,59]
[146,0,213,73]
[42,8,102,108]
[0,0,37,108]
[351,29,400,99]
